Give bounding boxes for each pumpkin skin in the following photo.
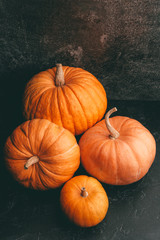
[4,119,80,190]
[79,108,156,185]
[23,64,107,135]
[60,175,109,227]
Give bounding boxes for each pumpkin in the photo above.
[60,175,109,227]
[23,64,107,135]
[4,119,80,190]
[79,107,156,185]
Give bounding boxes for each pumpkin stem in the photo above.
[81,187,88,198]
[24,156,39,169]
[55,63,65,86]
[105,107,120,139]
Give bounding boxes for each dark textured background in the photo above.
[0,0,160,100]
[0,1,160,240]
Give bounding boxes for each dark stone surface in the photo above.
[0,0,160,100]
[0,100,160,240]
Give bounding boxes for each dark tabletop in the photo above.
[0,99,160,240]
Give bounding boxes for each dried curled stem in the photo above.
[24,156,39,169]
[105,107,120,139]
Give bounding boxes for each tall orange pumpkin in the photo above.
[4,119,80,190]
[60,175,109,227]
[79,108,156,185]
[23,64,107,135]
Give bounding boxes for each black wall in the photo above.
[0,0,160,100]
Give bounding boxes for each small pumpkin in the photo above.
[23,64,107,135]
[4,119,80,190]
[79,108,156,185]
[60,175,109,227]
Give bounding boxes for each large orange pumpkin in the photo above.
[60,175,109,227]
[23,64,107,135]
[4,119,80,190]
[79,108,156,185]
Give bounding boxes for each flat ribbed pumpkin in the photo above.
[23,64,107,135]
[4,119,80,190]
[79,108,156,185]
[60,175,109,227]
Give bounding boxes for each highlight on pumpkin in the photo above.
[79,107,156,185]
[23,64,107,135]
[4,119,80,190]
[60,175,109,227]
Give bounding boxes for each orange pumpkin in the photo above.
[4,119,80,190]
[60,175,109,227]
[23,64,107,135]
[79,108,156,185]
